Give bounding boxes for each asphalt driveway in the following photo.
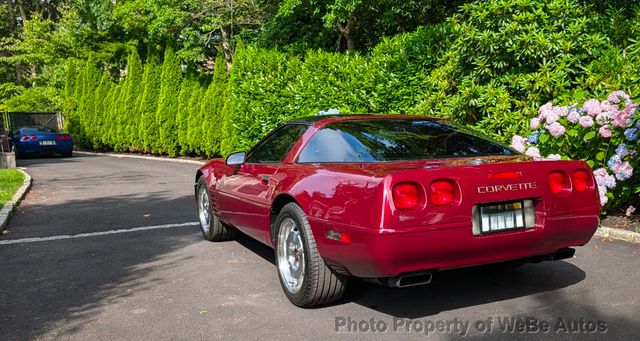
[0,153,638,340]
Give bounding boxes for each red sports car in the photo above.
[194,115,600,307]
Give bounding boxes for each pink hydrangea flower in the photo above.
[544,111,559,124]
[510,135,528,153]
[599,125,612,138]
[612,110,632,127]
[593,167,616,192]
[626,205,636,217]
[623,103,638,117]
[600,100,618,113]
[608,90,631,104]
[593,168,615,206]
[567,110,580,124]
[593,168,608,179]
[538,102,554,120]
[596,112,611,126]
[545,122,566,137]
[613,161,633,181]
[530,117,541,129]
[578,116,594,128]
[553,106,569,117]
[583,99,601,116]
[546,154,562,160]
[525,146,541,158]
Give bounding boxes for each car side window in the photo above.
[246,124,308,164]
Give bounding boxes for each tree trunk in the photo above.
[220,25,233,71]
[336,14,356,52]
[6,0,16,28]
[16,0,27,21]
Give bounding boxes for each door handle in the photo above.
[261,175,271,184]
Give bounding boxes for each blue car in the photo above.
[9,127,73,158]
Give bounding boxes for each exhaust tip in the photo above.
[552,248,575,261]
[386,271,433,288]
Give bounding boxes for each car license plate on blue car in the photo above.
[40,140,56,146]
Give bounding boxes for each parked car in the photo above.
[9,127,73,158]
[194,115,600,307]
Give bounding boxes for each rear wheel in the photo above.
[275,202,347,307]
[11,143,22,159]
[196,177,236,241]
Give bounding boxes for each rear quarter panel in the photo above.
[276,164,386,228]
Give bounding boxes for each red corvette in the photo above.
[194,115,600,307]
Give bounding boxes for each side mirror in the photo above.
[225,152,246,166]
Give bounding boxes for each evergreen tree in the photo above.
[199,75,217,157]
[63,61,78,118]
[77,57,100,147]
[97,80,114,148]
[66,63,86,143]
[102,85,121,148]
[219,38,244,156]
[201,53,229,157]
[155,47,182,156]
[114,48,143,151]
[92,73,111,149]
[124,49,144,151]
[186,82,205,155]
[63,60,79,135]
[138,57,162,153]
[175,76,194,155]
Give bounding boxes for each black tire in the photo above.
[62,150,73,157]
[196,177,236,241]
[11,144,23,159]
[275,202,348,307]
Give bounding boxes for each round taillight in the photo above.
[548,171,567,194]
[392,183,419,210]
[430,180,454,206]
[30,135,38,141]
[63,135,72,141]
[572,170,590,192]
[21,136,29,141]
[56,135,63,140]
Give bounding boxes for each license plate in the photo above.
[478,201,526,234]
[39,140,56,146]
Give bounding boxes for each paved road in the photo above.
[1,154,638,340]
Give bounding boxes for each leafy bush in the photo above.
[409,0,625,141]
[58,0,640,214]
[511,91,639,210]
[2,86,61,112]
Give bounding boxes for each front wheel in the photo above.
[275,202,348,307]
[196,177,236,241]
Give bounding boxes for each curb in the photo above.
[595,226,640,244]
[75,151,206,165]
[0,169,32,232]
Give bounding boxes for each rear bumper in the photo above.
[17,142,72,154]
[310,208,599,278]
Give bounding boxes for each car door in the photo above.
[217,124,308,243]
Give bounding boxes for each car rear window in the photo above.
[297,119,515,163]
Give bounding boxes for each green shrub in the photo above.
[409,0,619,142]
[156,48,182,156]
[138,57,162,153]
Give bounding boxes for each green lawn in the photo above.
[0,169,25,209]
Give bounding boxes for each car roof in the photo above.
[286,114,449,128]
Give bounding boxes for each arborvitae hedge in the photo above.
[138,57,162,153]
[64,0,640,158]
[156,48,182,156]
